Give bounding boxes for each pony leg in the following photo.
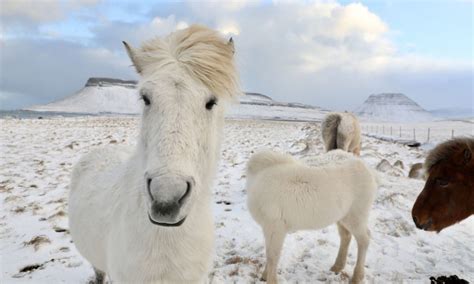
[330,222,352,273]
[350,227,370,284]
[336,133,350,152]
[353,146,361,156]
[88,267,106,284]
[261,226,286,284]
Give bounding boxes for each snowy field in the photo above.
[361,119,473,145]
[1,116,473,283]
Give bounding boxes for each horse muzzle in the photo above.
[146,174,194,227]
[413,215,434,231]
[148,212,187,227]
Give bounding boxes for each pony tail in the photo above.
[322,113,342,151]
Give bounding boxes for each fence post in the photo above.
[400,126,402,138]
[452,129,454,138]
[383,125,385,135]
[390,126,393,136]
[413,128,416,140]
[427,128,430,143]
[376,126,378,134]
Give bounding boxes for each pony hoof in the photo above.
[260,275,267,282]
[88,268,105,284]
[330,264,344,274]
[350,273,364,284]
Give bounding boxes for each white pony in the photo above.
[246,150,377,284]
[321,112,361,155]
[68,25,240,283]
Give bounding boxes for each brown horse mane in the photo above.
[424,137,474,171]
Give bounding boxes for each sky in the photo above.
[0,0,472,111]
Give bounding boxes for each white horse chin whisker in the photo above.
[147,213,187,227]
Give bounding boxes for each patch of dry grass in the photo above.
[23,235,51,251]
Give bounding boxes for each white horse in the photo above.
[68,25,240,283]
[246,150,377,284]
[321,112,361,156]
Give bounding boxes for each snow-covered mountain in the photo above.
[25,77,329,121]
[354,93,434,122]
[25,78,140,114]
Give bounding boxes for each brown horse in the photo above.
[412,138,474,232]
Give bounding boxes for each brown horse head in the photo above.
[412,138,474,232]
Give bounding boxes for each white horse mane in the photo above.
[130,25,240,100]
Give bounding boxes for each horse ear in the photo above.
[228,37,235,55]
[122,41,143,74]
[463,148,472,164]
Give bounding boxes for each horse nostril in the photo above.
[151,200,177,216]
[423,218,433,230]
[147,178,153,201]
[178,181,192,205]
[413,215,423,229]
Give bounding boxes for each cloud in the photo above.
[91,15,189,51]
[0,1,471,110]
[0,13,189,110]
[1,0,100,23]
[188,0,260,16]
[0,38,136,109]
[183,1,471,109]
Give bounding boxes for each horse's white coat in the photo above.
[246,150,377,284]
[68,25,240,283]
[321,112,361,155]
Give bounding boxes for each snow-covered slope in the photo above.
[239,92,273,104]
[25,78,140,114]
[355,93,434,122]
[25,78,329,121]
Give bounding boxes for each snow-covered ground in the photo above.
[1,116,473,283]
[361,119,474,146]
[227,103,329,121]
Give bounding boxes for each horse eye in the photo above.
[436,178,449,187]
[141,95,151,106]
[205,98,217,110]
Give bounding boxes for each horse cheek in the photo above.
[414,188,429,211]
[433,190,455,231]
[451,184,473,223]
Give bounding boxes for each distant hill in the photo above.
[25,77,329,121]
[25,78,140,114]
[430,107,474,119]
[354,93,434,122]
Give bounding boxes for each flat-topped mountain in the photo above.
[84,77,137,88]
[354,93,434,122]
[26,78,140,114]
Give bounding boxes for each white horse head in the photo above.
[123,25,239,227]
